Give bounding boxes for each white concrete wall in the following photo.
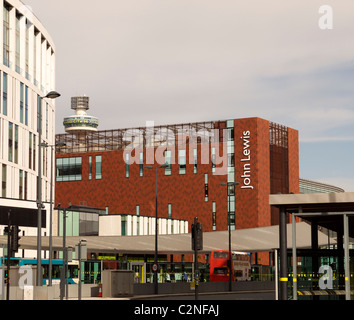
[99,215,188,236]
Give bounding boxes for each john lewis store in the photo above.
[54,116,299,267]
[56,117,299,234]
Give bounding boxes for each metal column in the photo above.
[343,214,350,300]
[279,206,288,300]
[292,212,297,300]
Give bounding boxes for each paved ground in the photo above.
[70,289,275,300]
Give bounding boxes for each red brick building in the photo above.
[55,117,299,235]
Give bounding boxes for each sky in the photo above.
[24,0,354,191]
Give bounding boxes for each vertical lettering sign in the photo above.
[240,131,253,190]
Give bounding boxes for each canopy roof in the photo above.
[0,222,332,254]
[270,192,354,238]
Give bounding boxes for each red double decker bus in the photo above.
[210,250,251,282]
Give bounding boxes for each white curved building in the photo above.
[0,0,57,256]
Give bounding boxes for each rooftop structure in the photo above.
[63,96,99,135]
[299,178,345,194]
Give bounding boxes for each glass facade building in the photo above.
[0,0,57,258]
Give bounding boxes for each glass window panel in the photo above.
[96,155,102,179]
[125,153,129,178]
[56,157,82,182]
[179,149,186,174]
[164,150,172,175]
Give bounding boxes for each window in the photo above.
[15,13,20,74]
[139,152,143,177]
[168,203,172,219]
[59,211,99,237]
[29,132,32,169]
[37,96,40,132]
[24,171,27,200]
[8,122,13,162]
[164,150,172,175]
[227,127,234,141]
[228,153,235,167]
[193,148,197,173]
[136,206,140,235]
[88,156,92,180]
[25,86,28,125]
[56,157,82,181]
[125,153,129,178]
[79,212,99,236]
[1,164,6,197]
[14,125,18,164]
[211,147,216,173]
[19,170,23,199]
[205,173,208,201]
[226,119,234,129]
[45,103,48,138]
[3,6,10,67]
[121,215,127,236]
[178,149,186,174]
[212,202,216,231]
[20,83,24,123]
[25,21,30,80]
[95,155,102,179]
[33,135,36,171]
[229,211,235,231]
[3,73,7,115]
[214,251,228,259]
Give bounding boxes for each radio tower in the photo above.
[63,96,99,146]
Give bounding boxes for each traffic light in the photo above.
[192,219,203,251]
[3,226,9,235]
[11,225,21,252]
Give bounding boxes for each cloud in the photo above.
[300,136,354,143]
[24,0,354,146]
[23,0,354,196]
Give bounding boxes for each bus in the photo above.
[0,258,79,285]
[210,250,251,282]
[232,251,251,281]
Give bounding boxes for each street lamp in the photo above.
[36,91,61,286]
[145,163,168,294]
[41,141,66,286]
[220,181,239,291]
[55,203,68,300]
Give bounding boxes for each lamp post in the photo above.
[145,163,168,294]
[55,204,68,300]
[36,91,61,287]
[77,239,87,300]
[41,141,66,286]
[220,181,239,291]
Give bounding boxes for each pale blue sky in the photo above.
[24,0,354,191]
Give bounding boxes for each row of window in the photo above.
[1,163,29,200]
[125,204,174,236]
[56,156,102,182]
[125,147,234,178]
[134,200,232,234]
[3,2,55,94]
[57,150,230,182]
[0,73,52,139]
[121,215,183,236]
[56,154,232,183]
[2,121,49,178]
[1,163,231,231]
